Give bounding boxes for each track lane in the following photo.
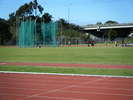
[0,73,133,100]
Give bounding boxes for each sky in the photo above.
[0,0,133,25]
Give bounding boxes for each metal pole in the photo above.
[67,3,72,23]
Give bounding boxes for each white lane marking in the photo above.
[35,96,87,100]
[0,85,133,91]
[0,71,133,78]
[0,93,87,100]
[22,77,104,100]
[0,93,27,96]
[60,90,133,97]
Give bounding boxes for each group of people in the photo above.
[114,40,126,47]
[87,40,95,47]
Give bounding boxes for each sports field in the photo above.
[0,47,133,65]
[0,46,133,100]
[0,47,133,76]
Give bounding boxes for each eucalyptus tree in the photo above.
[15,0,44,17]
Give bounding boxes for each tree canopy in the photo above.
[57,18,83,40]
[107,29,118,41]
[42,13,52,23]
[104,20,118,25]
[0,18,12,45]
[16,0,44,17]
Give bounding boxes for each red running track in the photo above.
[0,62,133,69]
[0,73,133,100]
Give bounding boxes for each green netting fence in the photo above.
[18,19,58,48]
[18,19,35,48]
[41,21,57,46]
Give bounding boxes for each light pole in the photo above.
[67,3,72,23]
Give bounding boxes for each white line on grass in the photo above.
[0,71,133,78]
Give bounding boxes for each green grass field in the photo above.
[0,47,133,76]
[0,66,133,76]
[0,47,133,65]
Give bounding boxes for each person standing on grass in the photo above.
[114,41,118,47]
[68,40,71,46]
[76,40,79,47]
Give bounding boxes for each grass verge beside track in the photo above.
[0,66,133,76]
[0,47,133,65]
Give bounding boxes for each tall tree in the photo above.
[57,18,83,40]
[8,13,16,43]
[15,0,44,17]
[96,22,102,26]
[107,29,118,41]
[0,18,12,45]
[16,3,29,16]
[105,20,118,25]
[32,0,44,15]
[42,13,52,23]
[9,0,44,44]
[58,18,68,26]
